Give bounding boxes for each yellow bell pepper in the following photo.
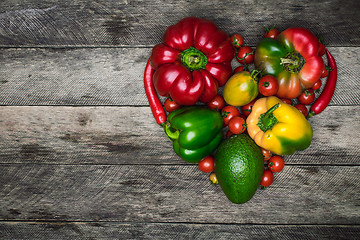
[246,96,313,155]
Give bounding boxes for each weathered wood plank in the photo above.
[0,164,358,224]
[0,0,359,47]
[0,222,359,240]
[0,106,359,165]
[0,47,358,106]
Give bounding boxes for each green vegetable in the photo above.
[164,106,223,163]
[215,134,264,204]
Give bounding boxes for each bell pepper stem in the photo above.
[181,47,208,71]
[257,103,280,132]
[163,122,180,140]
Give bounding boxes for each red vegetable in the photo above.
[236,46,254,65]
[207,94,225,111]
[228,116,246,134]
[308,49,337,118]
[150,17,235,106]
[264,27,280,39]
[231,34,244,48]
[268,156,285,173]
[198,156,215,173]
[144,57,167,125]
[298,89,315,105]
[164,97,181,112]
[260,169,274,187]
[295,103,308,117]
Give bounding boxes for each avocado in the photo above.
[215,134,264,204]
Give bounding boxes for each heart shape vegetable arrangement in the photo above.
[144,17,337,204]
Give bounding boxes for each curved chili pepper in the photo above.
[307,49,337,118]
[144,57,167,125]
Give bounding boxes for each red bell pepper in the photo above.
[150,17,235,105]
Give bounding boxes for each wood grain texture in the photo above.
[0,105,359,165]
[1,222,359,240]
[0,0,359,47]
[0,164,359,224]
[0,47,358,106]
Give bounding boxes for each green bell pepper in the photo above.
[164,106,223,163]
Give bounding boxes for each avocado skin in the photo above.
[215,134,264,204]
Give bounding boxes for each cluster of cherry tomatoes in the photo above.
[163,27,329,188]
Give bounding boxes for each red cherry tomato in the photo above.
[241,99,257,117]
[207,95,225,111]
[318,42,326,56]
[261,148,272,161]
[221,106,241,126]
[294,104,308,117]
[236,46,254,65]
[228,116,246,134]
[268,156,285,173]
[233,65,248,74]
[298,89,315,105]
[280,98,292,105]
[258,75,279,96]
[231,34,244,48]
[198,156,215,173]
[320,67,329,78]
[261,169,274,187]
[312,80,322,90]
[264,28,280,39]
[164,97,181,112]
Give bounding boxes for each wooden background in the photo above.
[0,0,359,239]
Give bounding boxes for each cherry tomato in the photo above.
[294,104,308,117]
[226,130,234,138]
[321,67,329,78]
[164,97,181,112]
[258,75,279,96]
[236,46,254,65]
[231,34,244,48]
[318,42,326,56]
[280,98,292,105]
[298,89,315,105]
[207,95,225,111]
[198,156,215,173]
[261,148,272,161]
[228,116,246,134]
[260,169,274,187]
[312,80,322,90]
[241,99,257,117]
[264,27,280,39]
[221,106,241,126]
[268,156,285,173]
[233,65,248,74]
[209,173,218,184]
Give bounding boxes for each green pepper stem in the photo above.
[164,122,180,140]
[181,47,208,71]
[257,103,280,132]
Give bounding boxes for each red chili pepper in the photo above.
[144,57,167,125]
[307,49,337,118]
